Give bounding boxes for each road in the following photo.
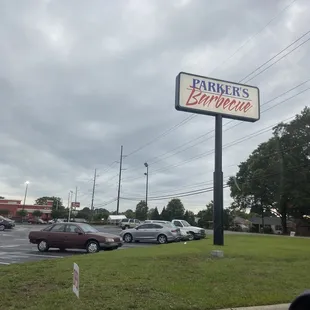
[0,225,154,266]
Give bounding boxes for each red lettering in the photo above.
[228,100,236,110]
[198,94,211,106]
[223,98,230,110]
[186,88,201,106]
[243,102,252,112]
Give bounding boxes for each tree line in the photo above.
[227,107,310,233]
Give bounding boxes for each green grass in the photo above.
[2,235,310,310]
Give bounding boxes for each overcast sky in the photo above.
[0,0,309,214]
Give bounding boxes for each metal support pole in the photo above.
[213,114,224,246]
[22,182,29,211]
[145,165,149,208]
[116,145,123,215]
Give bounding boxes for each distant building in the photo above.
[107,215,126,224]
[0,199,53,220]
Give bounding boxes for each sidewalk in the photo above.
[220,304,289,310]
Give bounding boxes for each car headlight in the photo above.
[106,238,114,243]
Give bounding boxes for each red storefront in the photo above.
[0,199,53,220]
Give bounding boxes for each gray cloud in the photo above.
[0,0,309,214]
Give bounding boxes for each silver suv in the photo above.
[120,218,141,230]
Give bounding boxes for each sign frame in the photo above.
[175,71,260,246]
[175,71,260,122]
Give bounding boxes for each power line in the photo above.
[123,85,310,182]
[125,79,309,174]
[124,28,309,160]
[94,198,117,208]
[124,6,296,159]
[121,162,308,202]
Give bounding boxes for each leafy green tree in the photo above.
[0,196,5,199]
[124,209,135,219]
[35,196,63,209]
[135,200,148,221]
[51,209,67,219]
[183,210,195,225]
[76,207,91,220]
[166,198,185,220]
[160,207,169,220]
[94,208,110,221]
[32,210,42,218]
[228,108,310,233]
[0,209,9,216]
[150,207,161,220]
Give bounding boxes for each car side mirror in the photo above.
[77,232,83,235]
[135,227,139,230]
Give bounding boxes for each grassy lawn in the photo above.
[1,235,310,310]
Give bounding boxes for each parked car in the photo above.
[120,222,181,244]
[0,216,15,231]
[120,218,141,230]
[28,222,122,253]
[171,219,206,241]
[48,218,65,224]
[144,220,191,241]
[28,218,47,224]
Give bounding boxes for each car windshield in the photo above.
[79,223,99,233]
[181,220,191,227]
[163,223,177,228]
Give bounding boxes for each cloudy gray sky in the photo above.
[0,0,309,214]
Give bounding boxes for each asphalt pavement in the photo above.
[0,224,154,266]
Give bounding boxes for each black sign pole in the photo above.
[213,114,224,246]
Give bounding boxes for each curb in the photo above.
[220,304,289,310]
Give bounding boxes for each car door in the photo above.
[64,224,86,249]
[148,224,163,240]
[133,224,151,240]
[135,224,157,241]
[47,224,67,248]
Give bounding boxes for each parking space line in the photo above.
[18,253,64,258]
[0,245,24,248]
[0,262,10,265]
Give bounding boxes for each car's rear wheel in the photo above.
[0,224,5,231]
[37,240,49,252]
[86,240,99,253]
[123,233,133,243]
[157,234,167,244]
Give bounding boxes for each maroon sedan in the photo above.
[28,222,122,253]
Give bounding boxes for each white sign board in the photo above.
[73,263,79,298]
[175,72,260,122]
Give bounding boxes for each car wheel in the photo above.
[157,234,167,244]
[37,240,49,252]
[86,240,99,253]
[0,224,5,231]
[188,232,195,241]
[123,233,133,243]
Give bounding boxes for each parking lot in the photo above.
[0,225,154,265]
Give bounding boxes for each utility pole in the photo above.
[67,190,73,222]
[90,169,97,220]
[144,162,149,209]
[74,186,78,209]
[116,145,123,215]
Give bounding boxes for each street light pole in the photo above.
[22,181,29,211]
[144,163,149,209]
[67,190,73,222]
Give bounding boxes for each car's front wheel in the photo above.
[37,240,49,252]
[0,224,5,231]
[86,240,99,253]
[188,232,195,241]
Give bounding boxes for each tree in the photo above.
[160,207,169,220]
[32,210,42,218]
[0,196,5,199]
[183,210,195,225]
[0,209,9,216]
[150,207,161,220]
[76,207,91,220]
[35,196,63,209]
[135,200,148,221]
[94,208,110,221]
[166,198,185,220]
[197,201,232,229]
[51,208,67,220]
[124,209,135,219]
[228,108,310,233]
